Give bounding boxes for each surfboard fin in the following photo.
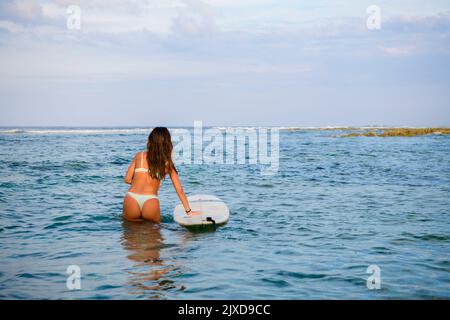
[206,217,216,230]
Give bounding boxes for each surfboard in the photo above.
[173,194,229,230]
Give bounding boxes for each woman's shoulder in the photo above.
[133,151,144,160]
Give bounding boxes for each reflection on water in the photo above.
[121,221,182,299]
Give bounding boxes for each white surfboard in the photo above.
[173,194,229,229]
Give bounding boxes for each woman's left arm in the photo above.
[124,155,136,184]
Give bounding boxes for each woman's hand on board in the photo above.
[187,210,203,216]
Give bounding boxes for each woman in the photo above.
[123,127,199,222]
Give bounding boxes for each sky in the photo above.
[0,0,449,127]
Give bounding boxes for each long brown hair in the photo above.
[146,127,176,180]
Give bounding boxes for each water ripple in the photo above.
[0,129,449,299]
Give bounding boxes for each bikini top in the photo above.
[134,152,148,173]
[134,151,166,183]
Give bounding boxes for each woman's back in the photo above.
[129,152,161,194]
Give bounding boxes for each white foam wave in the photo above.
[0,126,397,135]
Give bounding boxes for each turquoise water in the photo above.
[0,128,449,299]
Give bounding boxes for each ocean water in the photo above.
[0,127,449,300]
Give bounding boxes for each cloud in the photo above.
[0,0,448,41]
[53,0,151,14]
[0,0,45,25]
[0,1,449,83]
[384,12,450,33]
[380,46,414,57]
[171,0,219,36]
